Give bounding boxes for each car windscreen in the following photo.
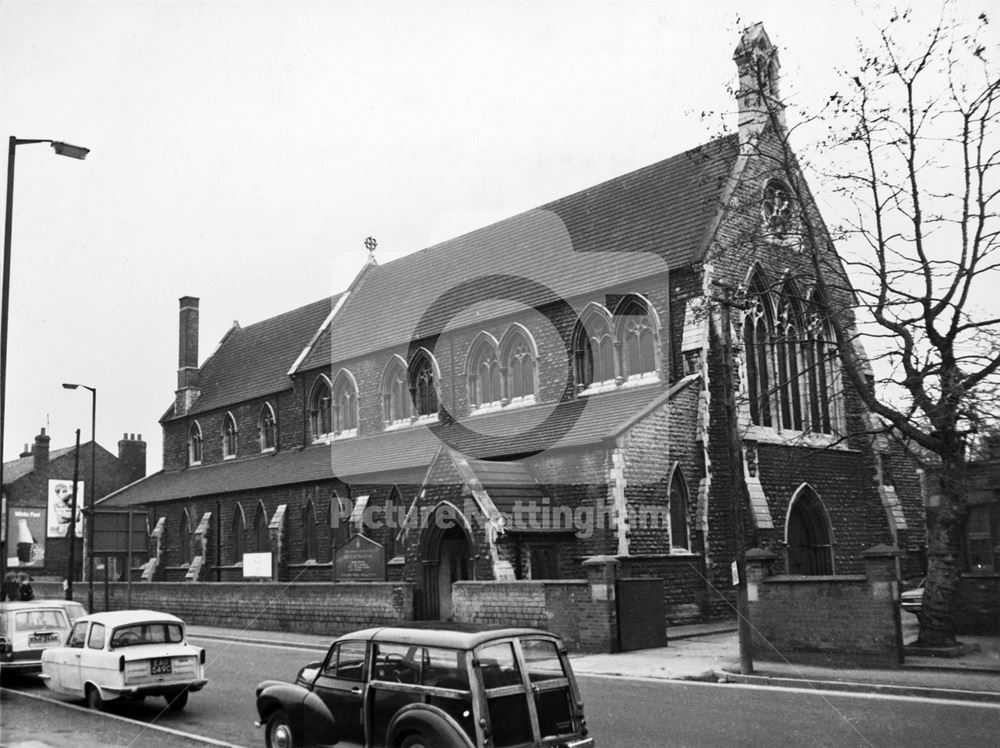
[110,622,184,648]
[14,610,68,631]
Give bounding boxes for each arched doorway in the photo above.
[785,486,834,575]
[419,504,473,620]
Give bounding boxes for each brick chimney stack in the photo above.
[733,23,785,146]
[175,296,201,415]
[33,428,51,471]
[117,432,147,483]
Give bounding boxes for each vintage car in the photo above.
[0,601,75,675]
[255,625,594,748]
[40,609,207,711]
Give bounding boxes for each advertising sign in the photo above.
[243,552,273,578]
[92,510,149,554]
[6,507,46,568]
[334,534,385,581]
[47,479,83,538]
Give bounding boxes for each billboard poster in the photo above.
[47,479,84,538]
[6,506,46,567]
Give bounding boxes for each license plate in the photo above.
[28,634,57,648]
[150,658,172,675]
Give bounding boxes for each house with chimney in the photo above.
[101,25,924,627]
[2,428,146,582]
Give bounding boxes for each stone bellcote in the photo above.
[733,22,786,145]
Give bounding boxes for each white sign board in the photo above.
[243,552,272,578]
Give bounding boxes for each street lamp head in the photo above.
[51,142,89,160]
[62,382,80,390]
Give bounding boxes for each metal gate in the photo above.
[615,577,667,651]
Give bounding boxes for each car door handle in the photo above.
[350,687,362,695]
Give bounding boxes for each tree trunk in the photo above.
[915,452,968,648]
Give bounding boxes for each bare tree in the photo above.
[735,5,998,647]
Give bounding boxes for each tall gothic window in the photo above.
[302,501,318,562]
[574,305,616,389]
[179,510,192,565]
[467,336,502,408]
[383,357,411,424]
[258,404,276,451]
[615,296,658,380]
[775,288,804,431]
[743,274,774,427]
[668,468,690,552]
[309,377,333,438]
[231,505,245,564]
[331,370,358,435]
[502,326,536,401]
[254,503,268,553]
[409,350,438,418]
[188,421,203,465]
[222,413,238,458]
[743,271,843,436]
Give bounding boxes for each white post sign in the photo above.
[243,552,272,579]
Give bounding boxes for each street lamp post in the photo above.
[63,382,96,611]
[1,136,89,527]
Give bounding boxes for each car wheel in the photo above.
[85,685,104,711]
[266,709,296,748]
[399,734,431,748]
[165,690,188,711]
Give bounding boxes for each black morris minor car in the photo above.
[255,625,594,748]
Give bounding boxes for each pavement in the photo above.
[3,613,998,748]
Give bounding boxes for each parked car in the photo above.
[0,601,75,675]
[255,625,595,748]
[40,609,207,711]
[900,578,925,615]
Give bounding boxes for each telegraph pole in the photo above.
[714,281,755,674]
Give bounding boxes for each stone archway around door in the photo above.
[785,485,835,575]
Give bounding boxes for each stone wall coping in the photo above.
[762,574,867,584]
[453,579,588,587]
[961,571,1000,580]
[581,555,620,566]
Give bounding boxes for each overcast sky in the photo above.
[0,1,966,473]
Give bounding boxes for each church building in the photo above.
[101,25,924,624]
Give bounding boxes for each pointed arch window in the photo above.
[179,510,192,565]
[574,305,616,390]
[743,274,774,427]
[258,404,276,452]
[385,487,403,559]
[775,289,804,431]
[332,370,359,436]
[382,357,411,424]
[188,421,203,466]
[467,336,502,409]
[302,501,318,562]
[222,413,238,458]
[309,377,333,439]
[231,506,245,565]
[804,292,842,435]
[409,350,439,418]
[615,295,658,380]
[253,503,269,553]
[668,468,690,552]
[502,326,537,402]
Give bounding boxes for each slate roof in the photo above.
[299,134,739,370]
[2,445,77,484]
[171,295,338,419]
[101,380,697,507]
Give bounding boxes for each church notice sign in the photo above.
[334,534,385,581]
